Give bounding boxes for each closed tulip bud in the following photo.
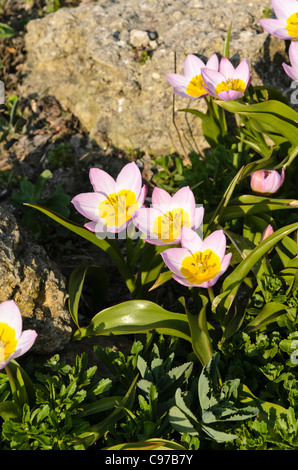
[261,224,274,242]
[250,168,285,195]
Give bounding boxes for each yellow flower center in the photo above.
[186,74,206,97]
[0,322,17,364]
[215,78,246,95]
[98,189,139,228]
[152,208,190,243]
[180,249,221,285]
[286,12,298,37]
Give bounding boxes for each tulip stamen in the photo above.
[286,12,298,37]
[98,190,139,228]
[0,323,17,364]
[180,249,221,284]
[215,78,246,95]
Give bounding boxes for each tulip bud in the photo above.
[250,168,285,195]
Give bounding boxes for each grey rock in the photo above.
[22,0,292,155]
[0,204,73,354]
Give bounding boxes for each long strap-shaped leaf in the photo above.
[73,299,191,343]
[212,222,298,325]
[216,100,298,146]
[25,203,136,295]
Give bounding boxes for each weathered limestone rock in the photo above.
[0,204,73,354]
[22,0,292,155]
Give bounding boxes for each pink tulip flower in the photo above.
[72,162,147,234]
[0,300,37,370]
[166,53,219,99]
[250,168,285,195]
[161,226,232,288]
[259,0,298,40]
[201,57,252,101]
[132,186,204,245]
[283,41,298,81]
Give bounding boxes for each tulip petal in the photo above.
[116,162,142,195]
[234,59,250,83]
[89,168,116,195]
[161,247,190,276]
[14,330,38,359]
[71,192,105,222]
[138,185,148,205]
[206,53,219,71]
[193,206,205,230]
[264,170,282,193]
[0,300,22,338]
[132,207,162,238]
[172,274,194,287]
[289,41,298,70]
[217,90,245,101]
[201,68,225,96]
[219,57,236,79]
[180,226,203,253]
[172,186,195,214]
[184,54,205,78]
[202,230,227,261]
[152,187,173,208]
[166,73,189,89]
[283,63,298,81]
[259,18,294,38]
[272,0,298,21]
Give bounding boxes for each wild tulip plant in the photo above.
[8,0,298,450]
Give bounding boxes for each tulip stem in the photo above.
[207,286,214,304]
[5,364,17,401]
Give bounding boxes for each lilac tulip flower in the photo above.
[259,0,298,40]
[72,162,147,234]
[161,226,232,288]
[132,186,204,245]
[166,53,219,99]
[201,57,252,101]
[0,300,37,370]
[250,168,285,195]
[283,41,298,81]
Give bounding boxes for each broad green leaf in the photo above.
[73,300,191,343]
[201,423,238,442]
[0,401,21,421]
[6,360,36,408]
[185,294,213,366]
[168,406,200,436]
